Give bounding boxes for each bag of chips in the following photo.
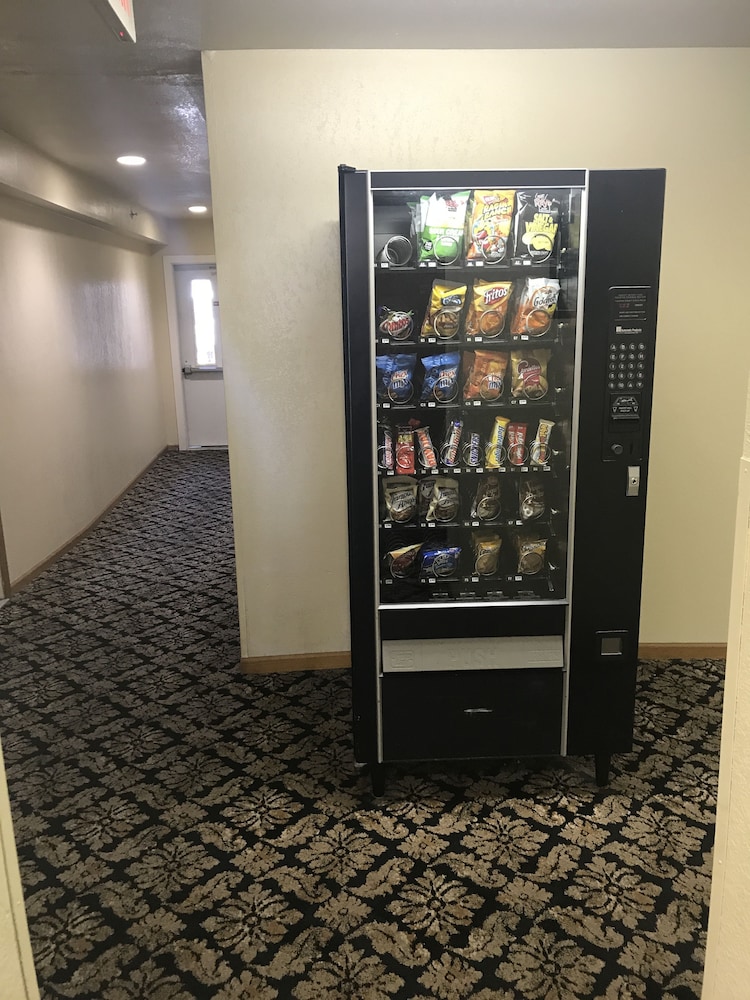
[419,191,470,264]
[465,280,514,338]
[421,352,460,403]
[387,543,423,579]
[472,474,502,521]
[510,349,551,400]
[462,350,509,402]
[515,532,548,575]
[513,190,560,263]
[421,281,467,340]
[377,306,414,341]
[382,477,418,523]
[519,479,546,521]
[466,190,516,263]
[426,477,460,522]
[422,544,462,578]
[472,531,502,576]
[376,353,417,403]
[510,278,560,337]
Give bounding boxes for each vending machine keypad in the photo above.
[603,286,654,462]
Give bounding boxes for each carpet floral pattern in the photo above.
[0,452,720,999]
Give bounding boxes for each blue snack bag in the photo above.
[420,352,460,403]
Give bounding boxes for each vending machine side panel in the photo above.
[338,165,379,765]
[567,169,666,766]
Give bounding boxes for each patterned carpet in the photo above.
[0,451,720,999]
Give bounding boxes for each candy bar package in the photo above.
[421,281,467,340]
[415,425,438,469]
[377,420,394,471]
[395,427,415,474]
[530,419,555,466]
[382,476,418,523]
[440,418,463,468]
[465,190,516,263]
[510,279,560,337]
[376,353,417,404]
[506,422,529,467]
[463,430,482,467]
[513,190,560,263]
[420,352,460,403]
[463,350,509,403]
[486,415,510,468]
[418,191,470,264]
[465,280,514,338]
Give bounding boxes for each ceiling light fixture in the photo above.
[117,155,146,166]
[188,205,208,214]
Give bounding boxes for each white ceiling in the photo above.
[0,0,748,219]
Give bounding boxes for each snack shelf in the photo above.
[379,464,556,479]
[381,573,561,602]
[378,397,565,412]
[374,261,561,277]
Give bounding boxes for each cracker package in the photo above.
[466,190,516,263]
[387,543,423,579]
[472,474,502,521]
[519,479,546,521]
[422,544,462,578]
[465,280,514,339]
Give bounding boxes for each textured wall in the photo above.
[703,376,750,997]
[0,197,167,584]
[203,47,750,656]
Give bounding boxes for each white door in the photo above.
[174,264,228,449]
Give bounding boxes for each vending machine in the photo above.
[338,167,665,794]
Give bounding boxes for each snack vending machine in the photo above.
[338,167,665,795]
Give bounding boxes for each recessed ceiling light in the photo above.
[188,205,208,214]
[117,155,146,166]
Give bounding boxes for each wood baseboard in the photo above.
[9,446,174,596]
[241,644,727,675]
[240,651,351,674]
[638,642,727,661]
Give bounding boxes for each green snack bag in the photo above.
[419,191,470,264]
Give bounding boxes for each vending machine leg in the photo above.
[595,754,611,787]
[370,764,385,797]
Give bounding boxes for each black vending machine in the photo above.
[338,167,665,794]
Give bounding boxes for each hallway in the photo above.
[0,451,721,998]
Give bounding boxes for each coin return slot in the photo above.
[600,636,622,656]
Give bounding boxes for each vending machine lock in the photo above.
[626,466,640,497]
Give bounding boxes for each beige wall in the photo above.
[702,376,750,998]
[0,195,169,585]
[149,218,217,444]
[203,47,750,658]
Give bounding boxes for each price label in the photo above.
[476,467,484,473]
[475,336,483,342]
[519,399,527,406]
[384,521,392,528]
[385,579,393,585]
[471,521,479,527]
[383,402,391,408]
[428,401,436,408]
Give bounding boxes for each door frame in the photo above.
[163,254,218,451]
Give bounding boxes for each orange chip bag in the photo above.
[463,350,509,402]
[465,280,514,339]
[466,190,515,263]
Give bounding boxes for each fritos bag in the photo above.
[465,280,514,339]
